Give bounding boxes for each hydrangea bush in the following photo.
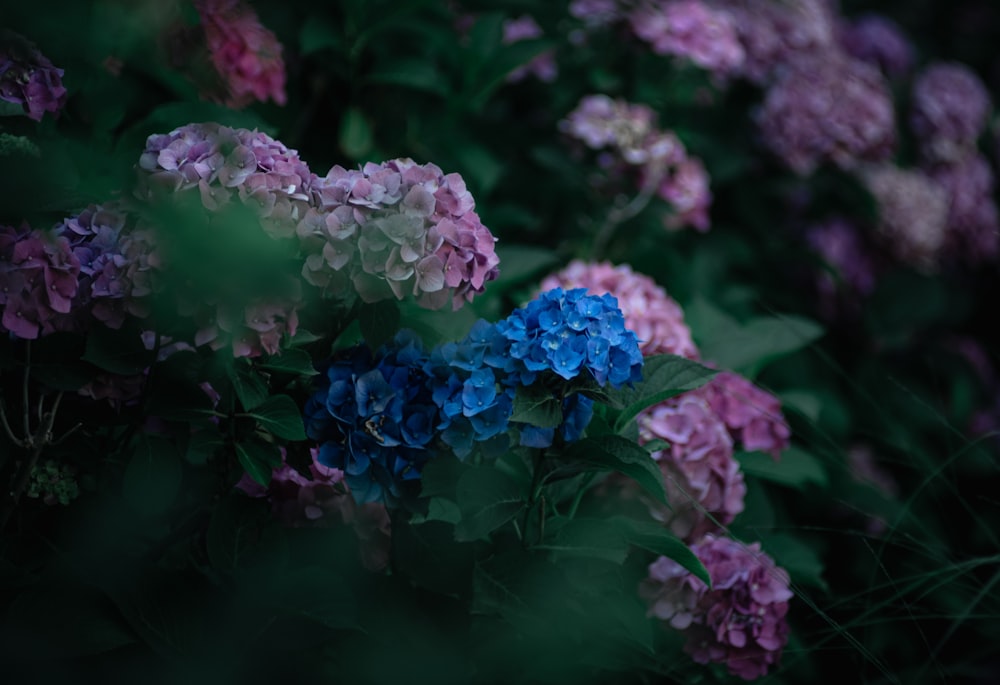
[1,1,997,684]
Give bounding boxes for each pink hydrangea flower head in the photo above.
[864,164,949,272]
[719,0,835,83]
[693,371,790,459]
[628,0,745,76]
[0,224,81,339]
[539,260,699,359]
[638,396,745,540]
[0,30,67,121]
[502,15,557,83]
[560,94,661,162]
[757,52,896,175]
[656,156,712,231]
[305,159,499,310]
[194,0,286,108]
[836,13,914,79]
[911,62,991,163]
[926,154,1000,265]
[640,533,793,680]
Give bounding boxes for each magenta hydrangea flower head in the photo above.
[502,15,557,83]
[757,52,896,175]
[194,0,286,108]
[718,0,835,83]
[538,260,700,359]
[138,122,313,240]
[640,534,794,680]
[0,223,81,339]
[638,395,746,541]
[0,30,67,121]
[911,62,991,163]
[836,13,914,79]
[692,371,791,459]
[304,158,499,310]
[628,0,745,77]
[863,164,949,272]
[927,154,1000,265]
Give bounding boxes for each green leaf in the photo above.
[258,348,318,376]
[613,517,711,588]
[185,430,224,466]
[563,435,668,505]
[611,354,719,432]
[687,298,824,375]
[366,59,450,96]
[82,323,150,375]
[227,360,269,410]
[122,435,182,516]
[536,517,628,564]
[412,497,462,525]
[244,395,307,441]
[455,467,526,542]
[235,439,282,487]
[358,299,400,349]
[489,244,560,290]
[339,106,374,159]
[452,142,505,194]
[736,446,828,489]
[510,386,563,429]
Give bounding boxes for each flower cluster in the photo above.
[863,165,949,272]
[911,62,991,164]
[0,29,67,121]
[502,15,557,83]
[303,159,500,310]
[538,260,699,359]
[927,155,1000,265]
[756,53,896,175]
[628,0,745,77]
[304,332,439,503]
[237,449,392,570]
[638,396,745,540]
[836,13,914,79]
[641,534,793,680]
[561,94,712,230]
[0,223,80,339]
[693,371,791,460]
[194,0,286,108]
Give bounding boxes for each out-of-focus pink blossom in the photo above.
[629,0,745,76]
[926,154,1000,265]
[692,371,791,459]
[195,0,286,108]
[911,62,991,163]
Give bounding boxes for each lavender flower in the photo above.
[0,30,67,121]
[926,154,1000,265]
[757,53,896,175]
[836,13,914,79]
[628,0,745,76]
[692,371,791,459]
[304,159,499,310]
[538,260,700,359]
[638,396,746,541]
[194,0,287,108]
[864,164,949,271]
[911,62,991,163]
[640,534,793,680]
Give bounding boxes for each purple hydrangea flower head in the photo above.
[864,164,949,272]
[717,0,835,83]
[836,13,914,79]
[0,224,81,339]
[757,52,896,175]
[640,534,793,680]
[926,154,1000,265]
[305,158,499,310]
[638,395,745,540]
[502,15,557,83]
[628,0,745,76]
[194,0,286,108]
[138,122,314,240]
[305,331,440,504]
[911,62,991,163]
[691,371,791,460]
[560,94,664,163]
[539,260,700,359]
[0,30,67,121]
